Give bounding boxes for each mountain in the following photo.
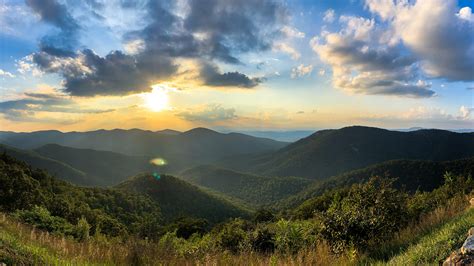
[219,126,474,180]
[278,157,474,210]
[0,144,89,185]
[0,128,287,173]
[0,153,161,238]
[34,144,154,187]
[180,165,312,207]
[116,173,250,223]
[227,130,315,142]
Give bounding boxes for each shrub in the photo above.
[214,219,251,252]
[15,205,74,236]
[321,177,408,253]
[249,225,275,253]
[273,219,318,254]
[75,217,91,241]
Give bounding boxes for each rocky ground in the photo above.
[443,199,474,266]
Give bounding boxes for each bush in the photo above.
[165,217,208,239]
[273,219,318,254]
[15,205,74,236]
[214,219,251,252]
[249,225,275,253]
[321,177,408,252]
[75,217,91,241]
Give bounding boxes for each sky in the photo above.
[0,0,473,132]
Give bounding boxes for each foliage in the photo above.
[181,165,312,207]
[15,206,74,236]
[0,154,161,239]
[116,174,249,224]
[320,177,408,252]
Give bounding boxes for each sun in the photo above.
[143,86,170,112]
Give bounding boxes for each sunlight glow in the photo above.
[143,86,170,112]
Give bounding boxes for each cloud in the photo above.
[0,92,114,122]
[311,14,435,98]
[26,0,287,96]
[281,26,305,38]
[273,43,301,60]
[177,104,237,122]
[0,69,15,78]
[201,63,263,88]
[291,64,313,78]
[25,0,80,55]
[467,86,474,90]
[459,105,474,120]
[323,9,336,23]
[367,0,474,81]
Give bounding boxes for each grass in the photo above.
[384,207,474,265]
[1,197,473,265]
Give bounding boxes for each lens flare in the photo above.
[150,157,167,166]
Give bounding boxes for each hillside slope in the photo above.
[116,174,250,223]
[0,144,89,185]
[180,165,312,207]
[221,126,474,180]
[0,128,287,173]
[34,144,154,187]
[279,157,474,209]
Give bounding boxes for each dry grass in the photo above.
[1,213,351,265]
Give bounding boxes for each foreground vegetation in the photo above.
[1,153,474,264]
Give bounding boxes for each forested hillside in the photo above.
[278,157,474,210]
[34,144,154,186]
[219,126,474,180]
[116,173,250,223]
[180,165,312,207]
[0,128,287,173]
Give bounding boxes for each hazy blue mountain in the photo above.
[0,128,287,173]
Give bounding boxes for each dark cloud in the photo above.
[0,93,114,122]
[177,104,237,122]
[27,0,284,96]
[201,63,263,88]
[26,0,79,54]
[184,0,286,64]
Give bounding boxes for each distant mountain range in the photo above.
[0,127,287,175]
[217,126,474,180]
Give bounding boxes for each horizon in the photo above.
[0,0,473,132]
[2,124,473,134]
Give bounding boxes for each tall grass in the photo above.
[2,195,472,265]
[1,213,349,265]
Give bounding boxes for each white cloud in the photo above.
[323,9,335,23]
[310,16,435,98]
[0,69,15,78]
[123,39,146,55]
[459,105,474,120]
[16,55,43,77]
[281,26,305,38]
[458,7,474,22]
[291,64,313,78]
[318,69,326,76]
[368,0,474,81]
[274,43,301,60]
